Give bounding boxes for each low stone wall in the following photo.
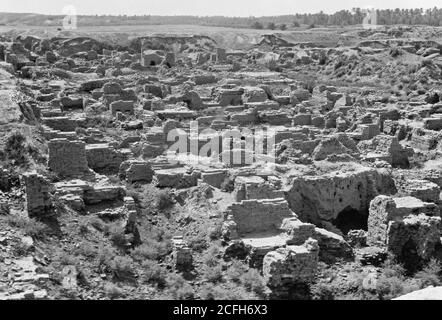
[153,168,199,189]
[42,116,77,132]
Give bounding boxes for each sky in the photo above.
[1,0,441,17]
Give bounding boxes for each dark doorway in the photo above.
[333,207,368,235]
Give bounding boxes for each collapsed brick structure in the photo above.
[22,172,52,218]
[119,160,154,183]
[86,143,130,173]
[285,166,397,229]
[368,195,441,269]
[48,139,89,177]
[263,238,319,298]
[223,198,295,237]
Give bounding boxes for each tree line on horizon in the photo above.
[0,7,442,28]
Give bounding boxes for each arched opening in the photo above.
[333,206,368,235]
[149,61,156,66]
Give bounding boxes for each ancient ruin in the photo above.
[1,5,442,302]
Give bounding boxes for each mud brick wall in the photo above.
[201,169,228,188]
[83,186,126,204]
[22,172,52,217]
[86,144,128,173]
[367,195,440,246]
[42,116,77,132]
[119,160,153,183]
[225,198,295,235]
[285,167,397,224]
[359,123,380,140]
[387,214,441,268]
[233,176,284,202]
[110,100,134,115]
[48,139,88,177]
[263,239,319,297]
[154,169,199,188]
[402,180,441,203]
[410,128,440,151]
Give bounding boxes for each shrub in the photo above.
[208,223,222,240]
[267,22,276,30]
[131,239,172,261]
[241,269,266,296]
[157,189,174,211]
[142,260,167,287]
[88,216,106,231]
[97,246,115,268]
[77,243,97,260]
[310,282,336,300]
[11,241,31,257]
[265,58,279,72]
[203,265,223,283]
[375,275,404,300]
[78,221,89,234]
[200,283,248,300]
[108,225,128,250]
[251,21,263,29]
[414,258,441,288]
[5,215,49,240]
[188,233,208,252]
[381,256,406,278]
[4,131,27,164]
[107,255,135,281]
[104,283,125,299]
[202,245,221,267]
[56,250,78,266]
[226,260,247,283]
[165,274,194,300]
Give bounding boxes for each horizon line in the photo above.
[0,6,441,18]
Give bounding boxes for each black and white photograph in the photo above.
[1,0,442,308]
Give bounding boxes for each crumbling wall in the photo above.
[387,214,441,271]
[119,160,154,183]
[233,176,283,201]
[154,168,199,188]
[358,134,411,167]
[48,139,89,177]
[285,167,397,224]
[224,198,296,236]
[263,238,319,298]
[367,195,440,246]
[22,172,52,217]
[86,144,129,173]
